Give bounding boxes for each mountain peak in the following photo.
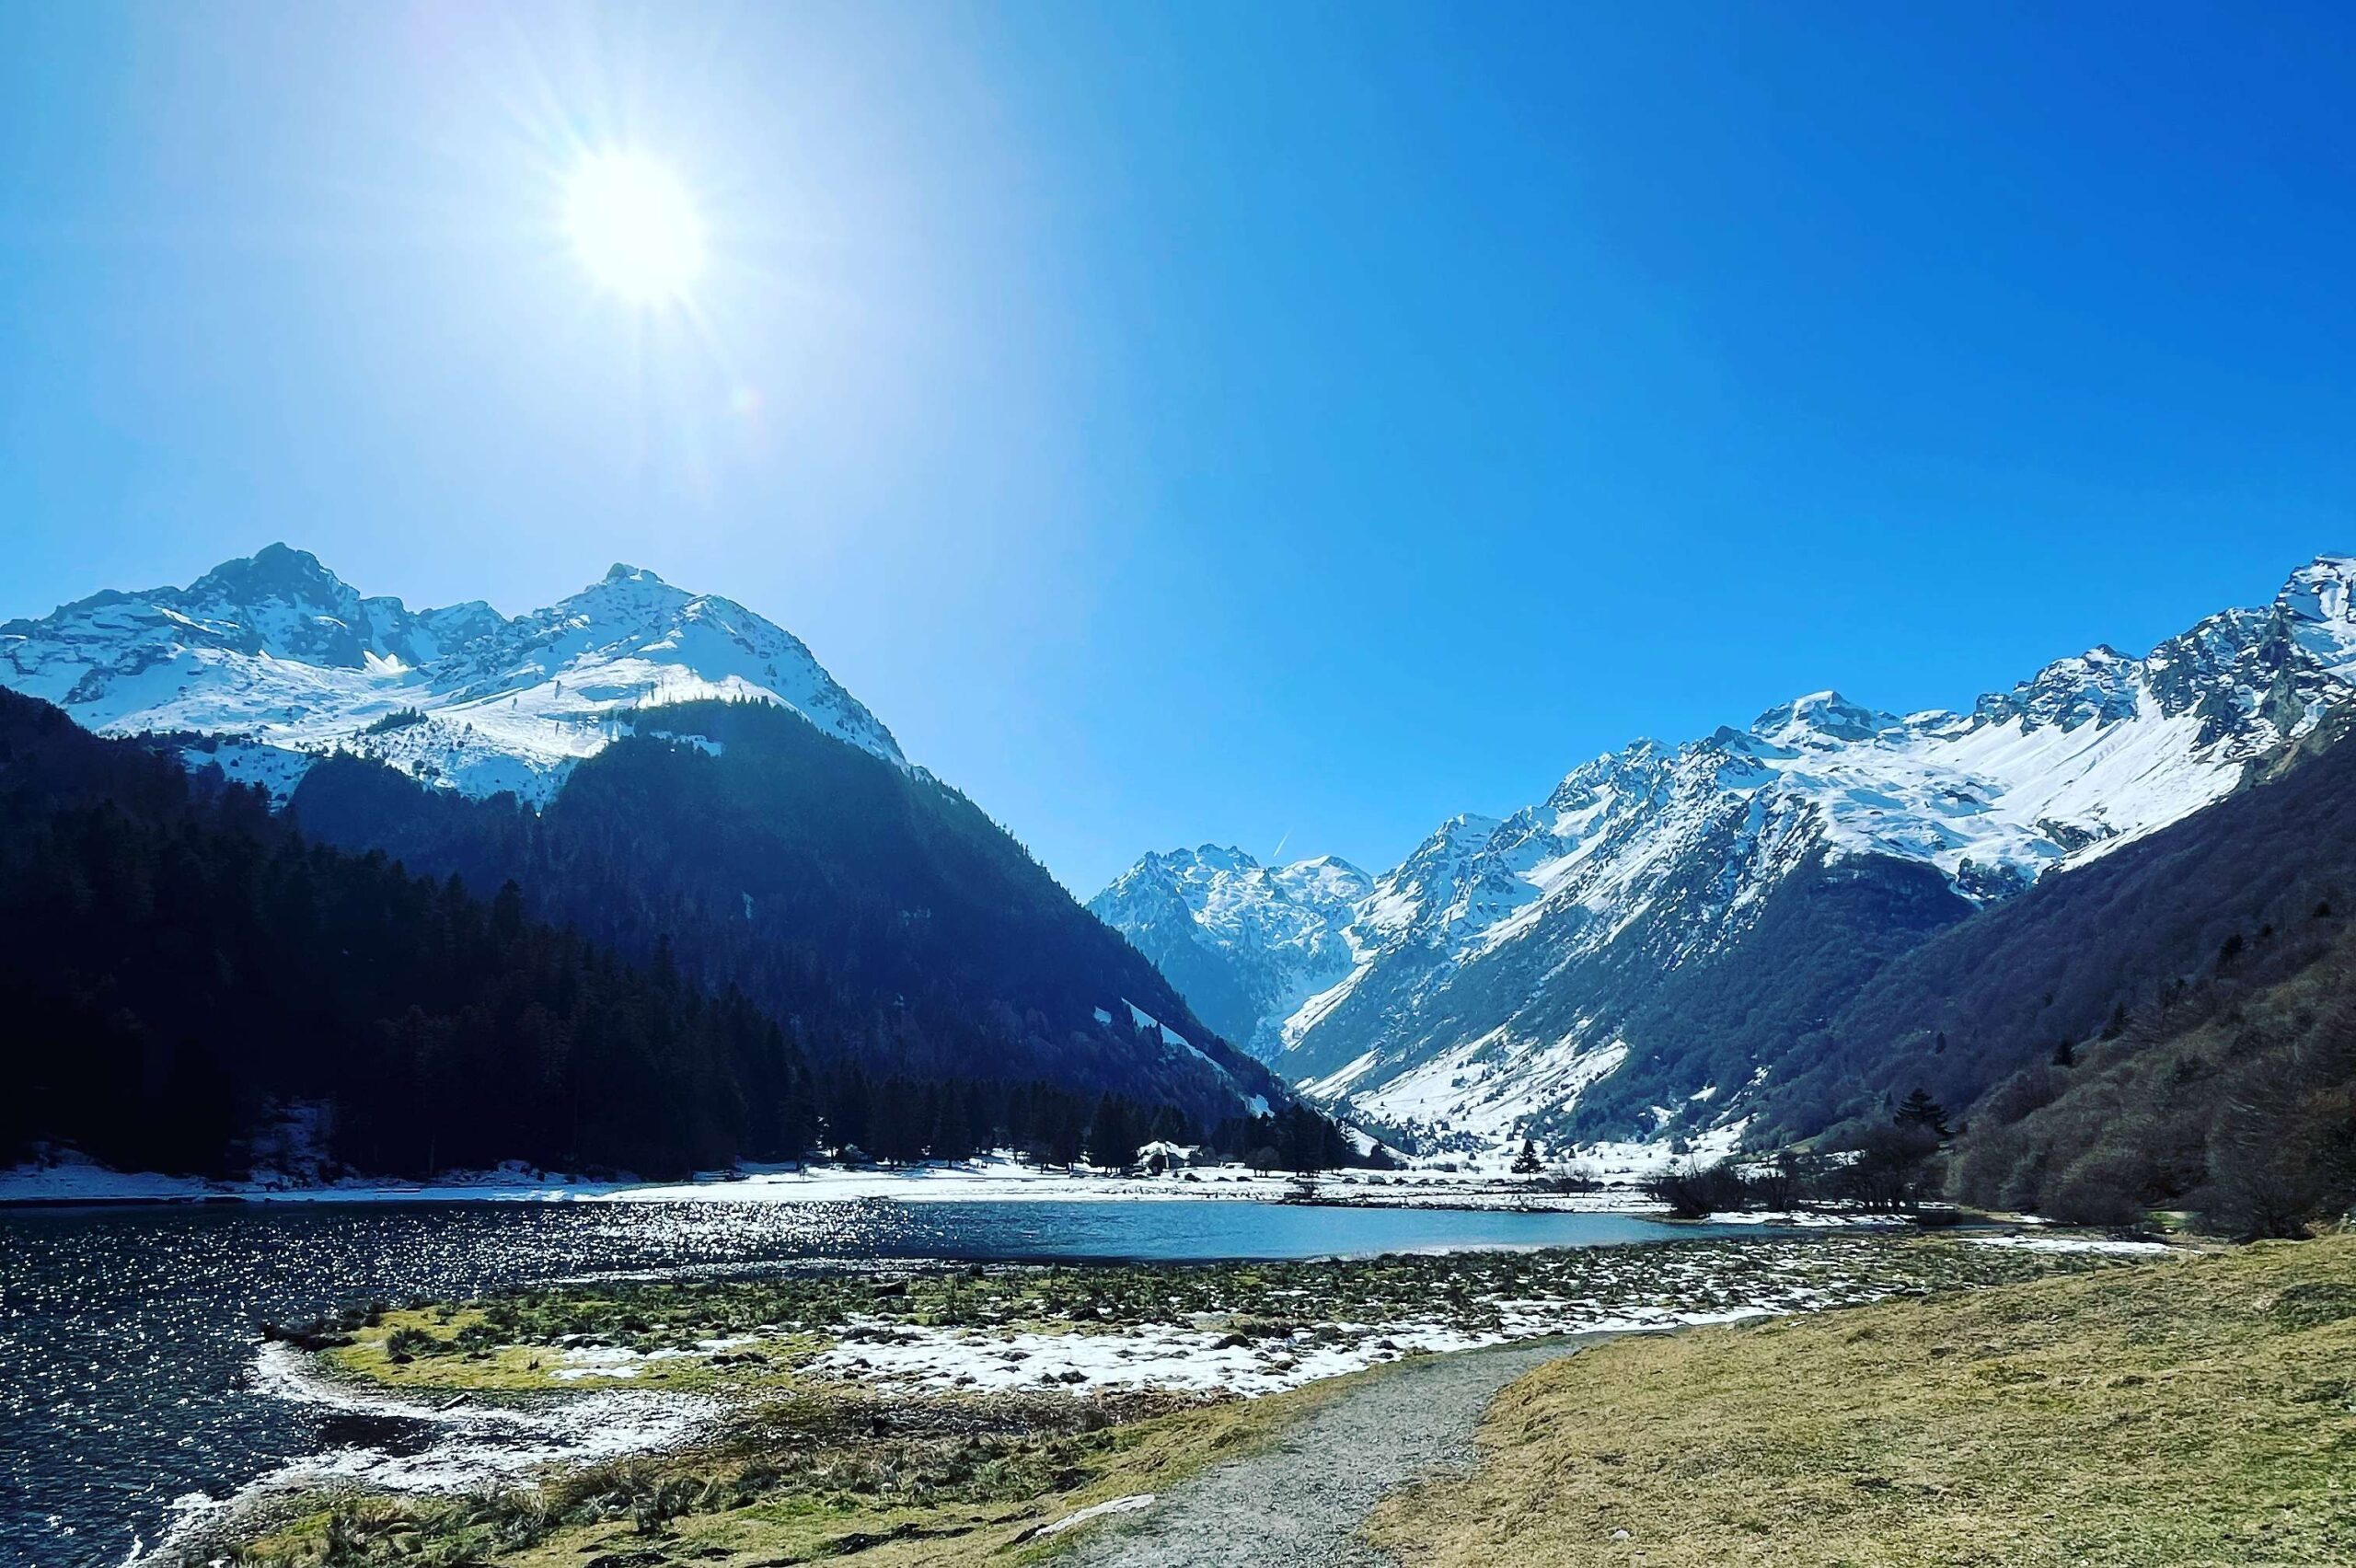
[2279,555,2356,624]
[0,547,903,800]
[1750,689,1895,744]
[190,542,354,605]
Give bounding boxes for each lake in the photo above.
[0,1198,1737,1568]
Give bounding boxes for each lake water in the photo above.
[0,1199,1728,1568]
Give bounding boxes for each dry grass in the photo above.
[1369,1235,2356,1567]
[219,1363,1367,1567]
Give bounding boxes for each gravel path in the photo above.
[1060,1334,1606,1568]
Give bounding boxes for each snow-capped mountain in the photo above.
[0,545,901,801]
[1096,556,2356,1155]
[1087,847,1370,1059]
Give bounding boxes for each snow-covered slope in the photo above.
[0,545,901,801]
[1086,847,1371,1060]
[1096,556,2356,1154]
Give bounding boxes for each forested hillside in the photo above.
[287,698,1291,1130]
[1946,921,2356,1236]
[0,692,1347,1180]
[1750,718,2356,1146]
[0,688,804,1176]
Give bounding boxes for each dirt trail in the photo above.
[1061,1335,1604,1568]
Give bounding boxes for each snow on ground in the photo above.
[0,1152,1666,1211]
[810,1299,1804,1400]
[245,1342,717,1483]
[1029,1494,1157,1540]
[571,1159,1674,1211]
[1964,1235,2173,1256]
[1345,1032,1629,1146]
[548,1337,756,1381]
[7,1151,2137,1235]
[1555,1120,1750,1183]
[0,1152,220,1203]
[1701,1209,1912,1228]
[136,1342,720,1567]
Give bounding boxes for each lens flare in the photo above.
[564,152,705,304]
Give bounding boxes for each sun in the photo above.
[564,152,705,305]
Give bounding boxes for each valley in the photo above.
[1095,559,2356,1205]
[6,548,2356,1568]
[9,12,2354,1567]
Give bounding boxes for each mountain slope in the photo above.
[1097,556,2356,1153]
[1756,709,2356,1147]
[0,548,1304,1143]
[1085,847,1370,1059]
[1946,913,2356,1238]
[0,545,900,802]
[289,698,1291,1128]
[0,687,815,1180]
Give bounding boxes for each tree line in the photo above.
[283,698,1299,1132]
[0,692,1346,1180]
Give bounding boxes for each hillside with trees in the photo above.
[0,691,1345,1180]
[285,698,1291,1130]
[1748,720,2356,1147]
[1944,914,2356,1237]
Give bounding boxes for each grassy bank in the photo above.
[296,1236,2124,1400]
[219,1375,1357,1567]
[203,1237,2143,1566]
[1369,1233,2356,1567]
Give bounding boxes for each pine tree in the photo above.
[1510,1138,1542,1175]
[1086,1093,1141,1170]
[1894,1087,1950,1137]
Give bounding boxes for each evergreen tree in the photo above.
[1894,1087,1950,1137]
[930,1086,976,1162]
[1086,1093,1143,1170]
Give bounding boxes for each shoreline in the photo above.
[0,1152,1687,1214]
[170,1233,2157,1567]
[0,1154,2099,1233]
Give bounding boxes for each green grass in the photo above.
[1368,1233,2356,1567]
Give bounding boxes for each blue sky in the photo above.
[4,1,2353,894]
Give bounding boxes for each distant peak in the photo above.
[604,562,664,583]
[1432,811,1502,844]
[2279,555,2356,624]
[191,543,350,601]
[1750,689,1892,744]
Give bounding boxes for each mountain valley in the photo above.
[1096,558,2356,1169]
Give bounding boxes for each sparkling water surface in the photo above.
[0,1199,1720,1567]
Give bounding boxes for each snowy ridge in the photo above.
[1086,845,1372,1059]
[0,546,901,802]
[1095,556,2356,1155]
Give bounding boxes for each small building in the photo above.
[1135,1140,1199,1174]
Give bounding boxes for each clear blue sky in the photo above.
[4,2,2353,894]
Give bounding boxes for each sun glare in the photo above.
[564,152,705,305]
